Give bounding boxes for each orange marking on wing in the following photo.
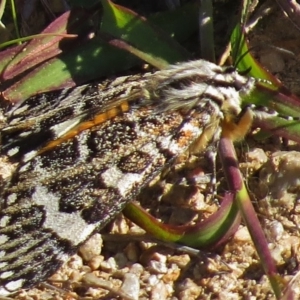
[39,101,130,154]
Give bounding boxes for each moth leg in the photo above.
[205,145,218,199]
[221,106,253,141]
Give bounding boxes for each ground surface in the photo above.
[2,1,300,299]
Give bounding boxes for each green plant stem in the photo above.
[10,0,20,41]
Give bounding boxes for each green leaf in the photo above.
[99,0,190,68]
[1,2,198,103]
[123,193,240,249]
[231,25,280,89]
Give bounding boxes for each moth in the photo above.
[0,59,256,295]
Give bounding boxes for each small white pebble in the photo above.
[152,252,167,263]
[150,280,168,300]
[177,278,202,299]
[89,255,104,270]
[120,273,140,300]
[67,255,83,270]
[246,148,268,166]
[148,274,160,286]
[129,263,144,276]
[269,244,285,265]
[267,221,284,241]
[148,260,168,274]
[101,257,117,272]
[233,226,251,242]
[78,233,103,262]
[168,254,190,268]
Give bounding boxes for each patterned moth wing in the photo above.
[0,60,255,295]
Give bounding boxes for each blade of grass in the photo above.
[9,0,20,41]
[0,0,6,21]
[231,25,280,88]
[230,15,300,145]
[219,136,283,299]
[123,192,240,249]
